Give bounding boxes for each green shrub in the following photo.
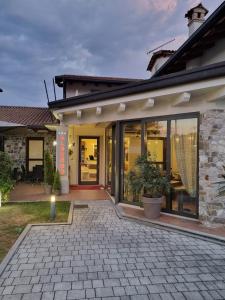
[0,151,14,201]
[127,154,170,199]
[44,151,54,186]
[53,170,61,191]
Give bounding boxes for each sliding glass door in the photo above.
[122,122,142,203]
[120,114,199,218]
[170,118,198,216]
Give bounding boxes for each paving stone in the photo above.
[54,291,67,300]
[22,293,42,300]
[113,286,126,296]
[41,292,54,300]
[13,285,32,294]
[54,282,71,291]
[67,289,85,299]
[95,287,114,297]
[1,201,225,300]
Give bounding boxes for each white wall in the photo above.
[187,38,225,70]
[68,125,105,185]
[66,82,119,98]
[151,56,171,75]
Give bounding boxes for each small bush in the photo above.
[0,151,14,201]
[53,170,61,192]
[44,151,54,186]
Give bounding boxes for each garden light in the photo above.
[53,140,57,146]
[0,191,1,207]
[50,195,56,220]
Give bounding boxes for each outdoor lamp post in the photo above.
[50,195,56,220]
[0,191,2,207]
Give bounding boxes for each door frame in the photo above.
[26,137,44,174]
[78,136,100,185]
[118,112,200,219]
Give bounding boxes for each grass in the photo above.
[0,201,70,262]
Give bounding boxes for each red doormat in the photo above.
[70,185,105,190]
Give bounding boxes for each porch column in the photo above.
[56,125,69,194]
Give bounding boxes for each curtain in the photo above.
[172,122,197,197]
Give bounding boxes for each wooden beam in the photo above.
[143,98,155,110]
[96,107,102,116]
[77,110,82,119]
[173,92,191,107]
[118,103,126,113]
[57,113,63,121]
[206,86,225,102]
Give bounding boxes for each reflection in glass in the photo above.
[146,121,167,208]
[170,118,198,215]
[80,138,98,183]
[123,123,141,203]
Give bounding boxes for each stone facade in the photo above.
[3,129,55,174]
[199,109,225,224]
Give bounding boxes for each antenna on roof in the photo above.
[147,38,175,55]
[44,80,50,103]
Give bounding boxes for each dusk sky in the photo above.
[0,0,224,107]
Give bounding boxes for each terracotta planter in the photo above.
[44,184,52,195]
[142,196,163,219]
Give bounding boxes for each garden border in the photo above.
[0,200,74,277]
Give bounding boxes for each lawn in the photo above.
[0,201,70,262]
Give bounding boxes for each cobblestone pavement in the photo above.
[0,200,225,300]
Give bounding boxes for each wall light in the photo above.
[53,140,57,147]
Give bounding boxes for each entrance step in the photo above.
[70,185,105,190]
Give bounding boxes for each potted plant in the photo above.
[53,170,61,196]
[127,154,170,219]
[0,152,14,204]
[44,151,54,194]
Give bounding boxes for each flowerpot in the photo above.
[54,190,61,196]
[142,196,163,219]
[44,184,52,195]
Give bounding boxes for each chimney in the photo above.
[185,3,208,36]
[147,50,175,75]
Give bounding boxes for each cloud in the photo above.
[0,0,221,106]
[187,0,201,8]
[135,0,178,13]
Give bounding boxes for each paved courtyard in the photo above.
[0,201,225,300]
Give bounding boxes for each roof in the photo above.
[55,74,142,87]
[49,61,225,109]
[185,3,208,19]
[147,50,175,71]
[0,106,56,128]
[153,1,225,76]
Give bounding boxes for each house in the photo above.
[47,2,225,223]
[0,106,56,181]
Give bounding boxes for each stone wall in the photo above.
[3,129,56,173]
[199,109,225,224]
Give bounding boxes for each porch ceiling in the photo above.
[52,76,225,125]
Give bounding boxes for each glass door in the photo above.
[122,122,142,203]
[170,118,198,217]
[79,137,99,185]
[105,125,115,195]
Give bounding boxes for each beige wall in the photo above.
[68,125,105,185]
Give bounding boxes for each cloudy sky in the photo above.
[0,0,223,107]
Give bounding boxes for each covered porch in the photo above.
[9,182,110,202]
